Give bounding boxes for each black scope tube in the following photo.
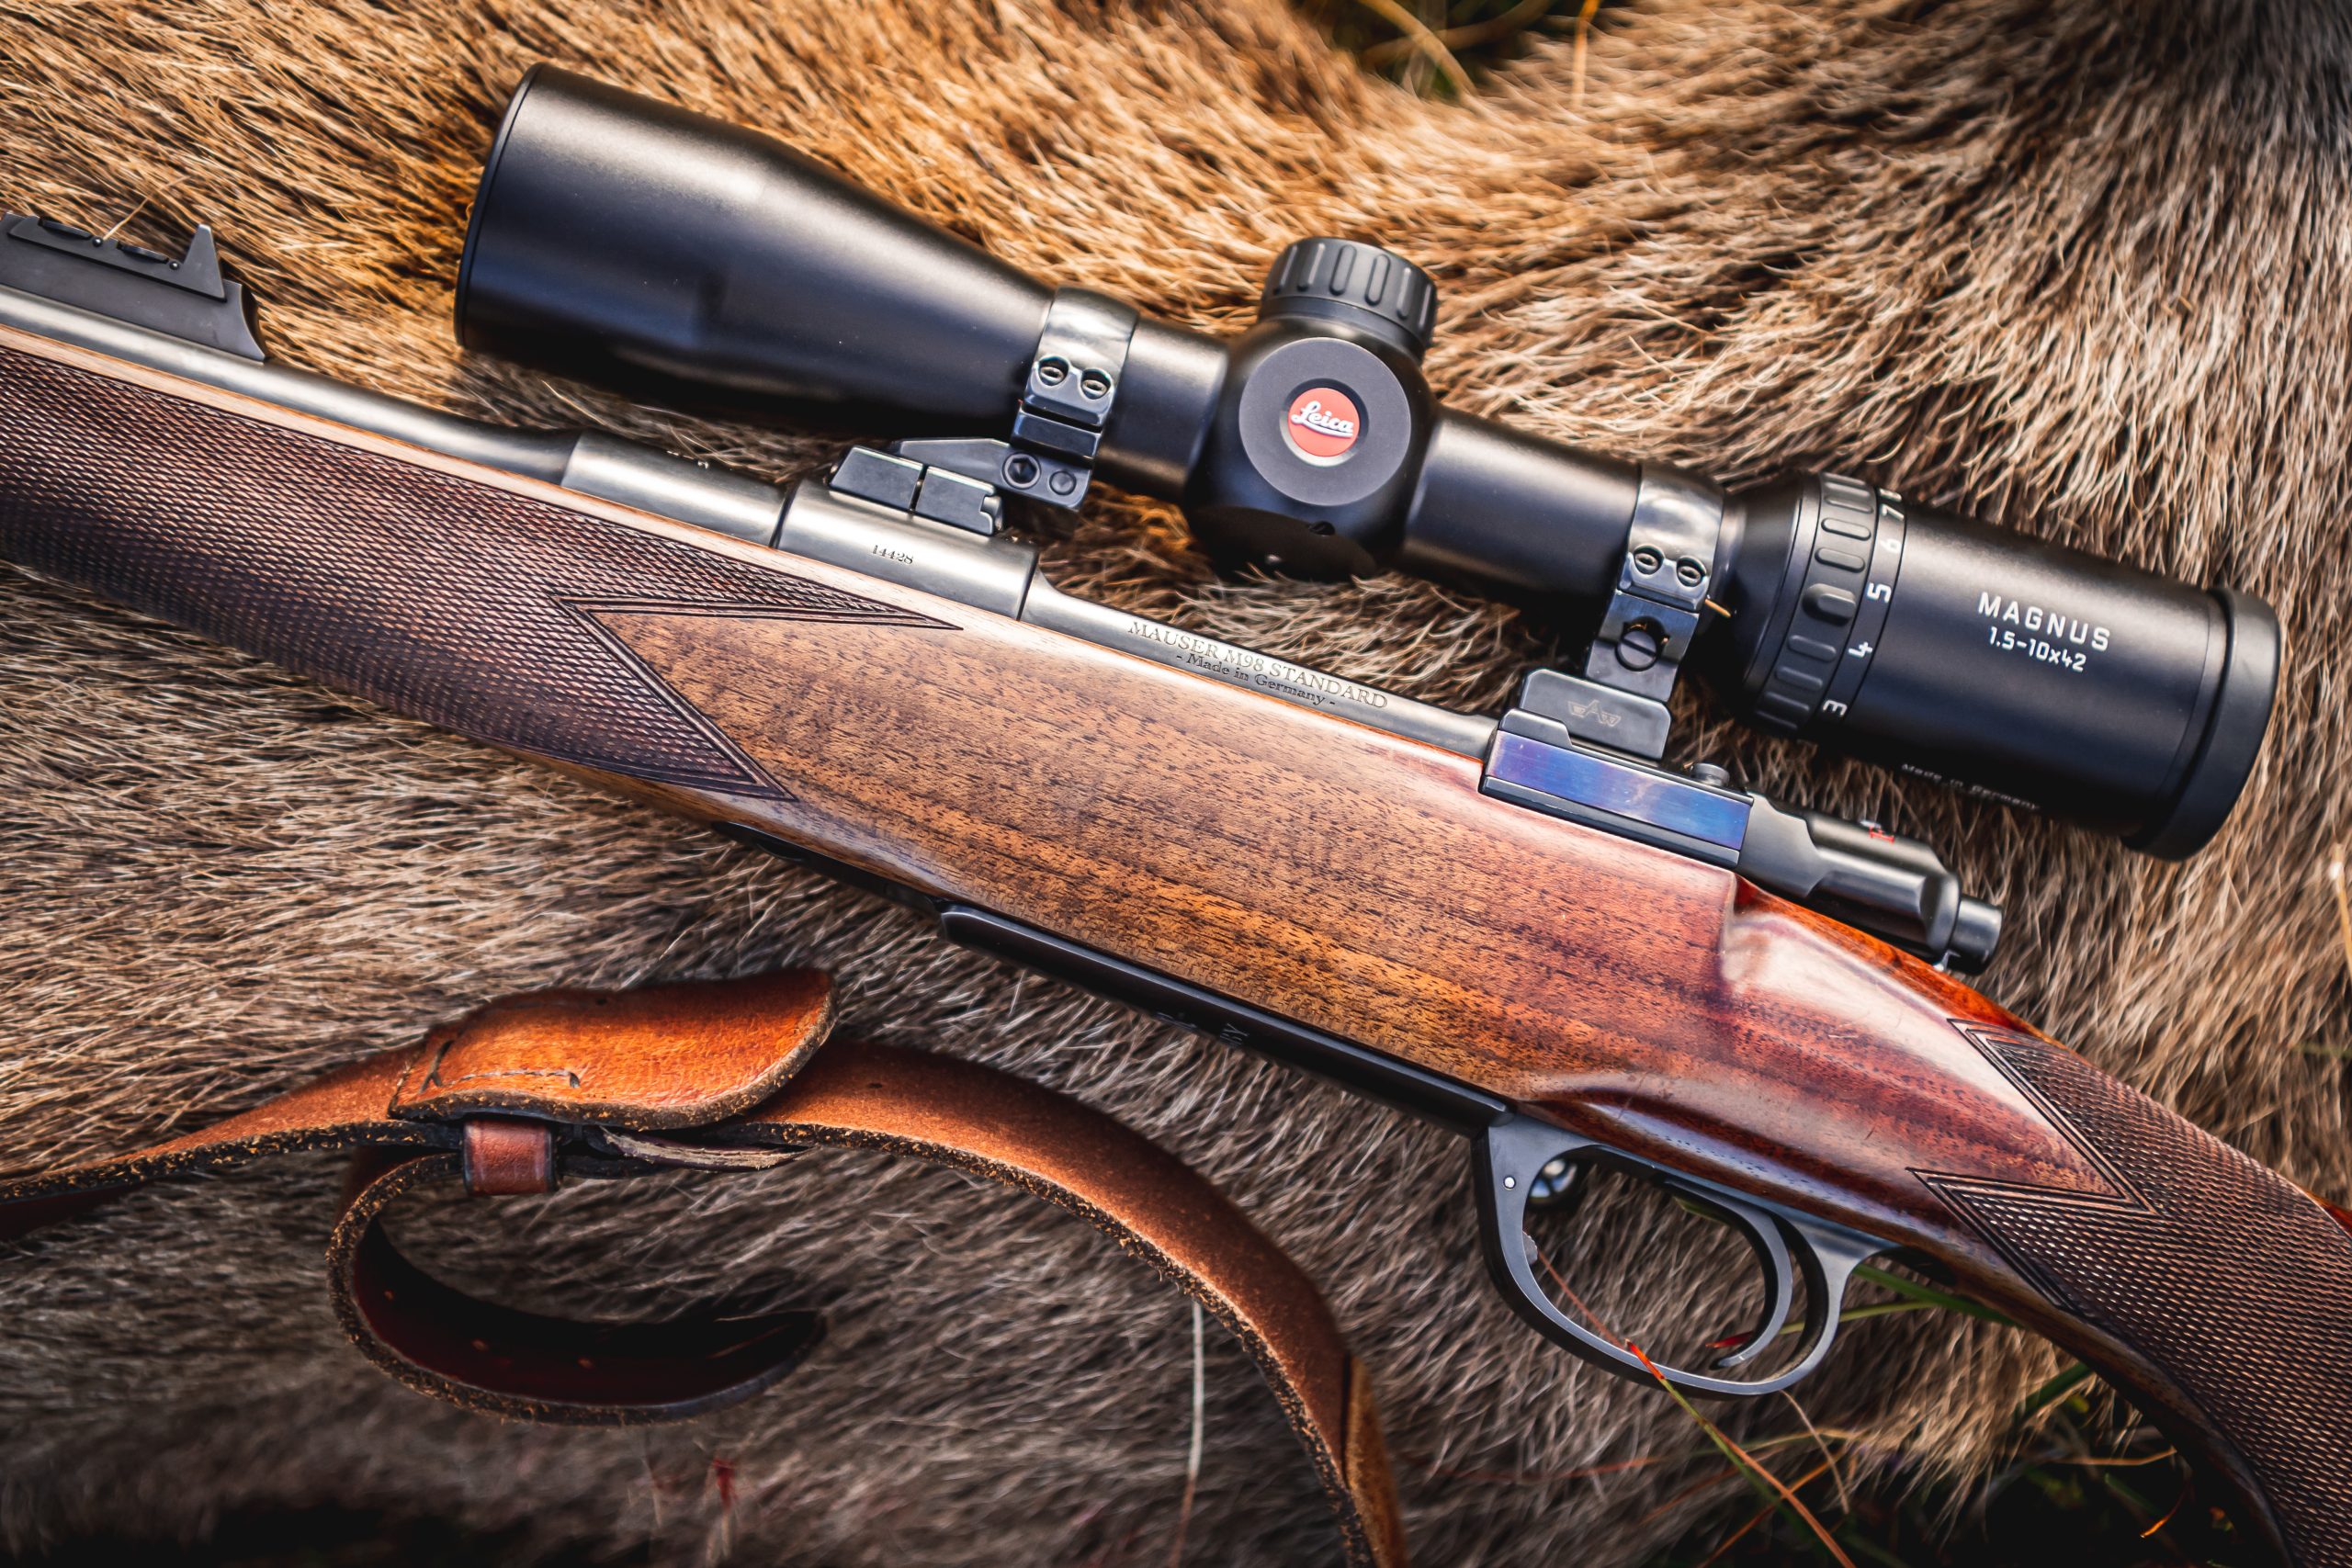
[459,65,1647,593]
[457,66,2279,857]
[1401,413,1642,604]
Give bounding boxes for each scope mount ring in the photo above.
[1545,466,1730,760]
[1001,287,1138,510]
[1473,1113,1888,1398]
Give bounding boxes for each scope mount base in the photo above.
[0,214,262,360]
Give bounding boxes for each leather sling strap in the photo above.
[0,971,1406,1568]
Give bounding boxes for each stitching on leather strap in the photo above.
[435,1064,585,1089]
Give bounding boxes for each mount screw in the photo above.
[1616,620,1664,671]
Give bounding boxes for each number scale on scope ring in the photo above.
[1747,474,1905,733]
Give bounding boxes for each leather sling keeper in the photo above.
[0,970,1406,1568]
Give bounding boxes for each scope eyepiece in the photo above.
[457,67,2280,857]
[1709,475,2279,856]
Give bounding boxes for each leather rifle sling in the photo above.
[0,971,1406,1568]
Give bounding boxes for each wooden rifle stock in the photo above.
[2,321,2348,1564]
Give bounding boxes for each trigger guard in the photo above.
[1677,1189,1796,1371]
[1472,1113,1890,1399]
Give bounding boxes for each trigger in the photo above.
[1693,1192,1798,1371]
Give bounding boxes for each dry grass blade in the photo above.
[1528,1236,1850,1559]
[1347,0,1472,95]
[1630,1345,1859,1568]
[1696,1458,1842,1568]
[1571,0,1602,105]
[1361,0,1560,67]
[2138,1483,2188,1540]
[1531,1236,1623,1343]
[2059,1449,2178,1470]
[1781,1391,1853,1516]
[1166,1302,1205,1567]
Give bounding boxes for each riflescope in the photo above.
[458,66,2279,856]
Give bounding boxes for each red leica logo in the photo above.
[1285,388,1362,460]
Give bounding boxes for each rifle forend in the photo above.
[0,222,2347,1564]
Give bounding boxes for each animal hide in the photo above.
[0,1,2345,1562]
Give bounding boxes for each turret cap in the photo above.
[1259,238,1437,360]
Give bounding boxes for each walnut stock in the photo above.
[1,321,2347,1565]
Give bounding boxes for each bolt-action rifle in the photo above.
[0,73,2343,1566]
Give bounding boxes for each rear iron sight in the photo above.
[458,66,2279,860]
